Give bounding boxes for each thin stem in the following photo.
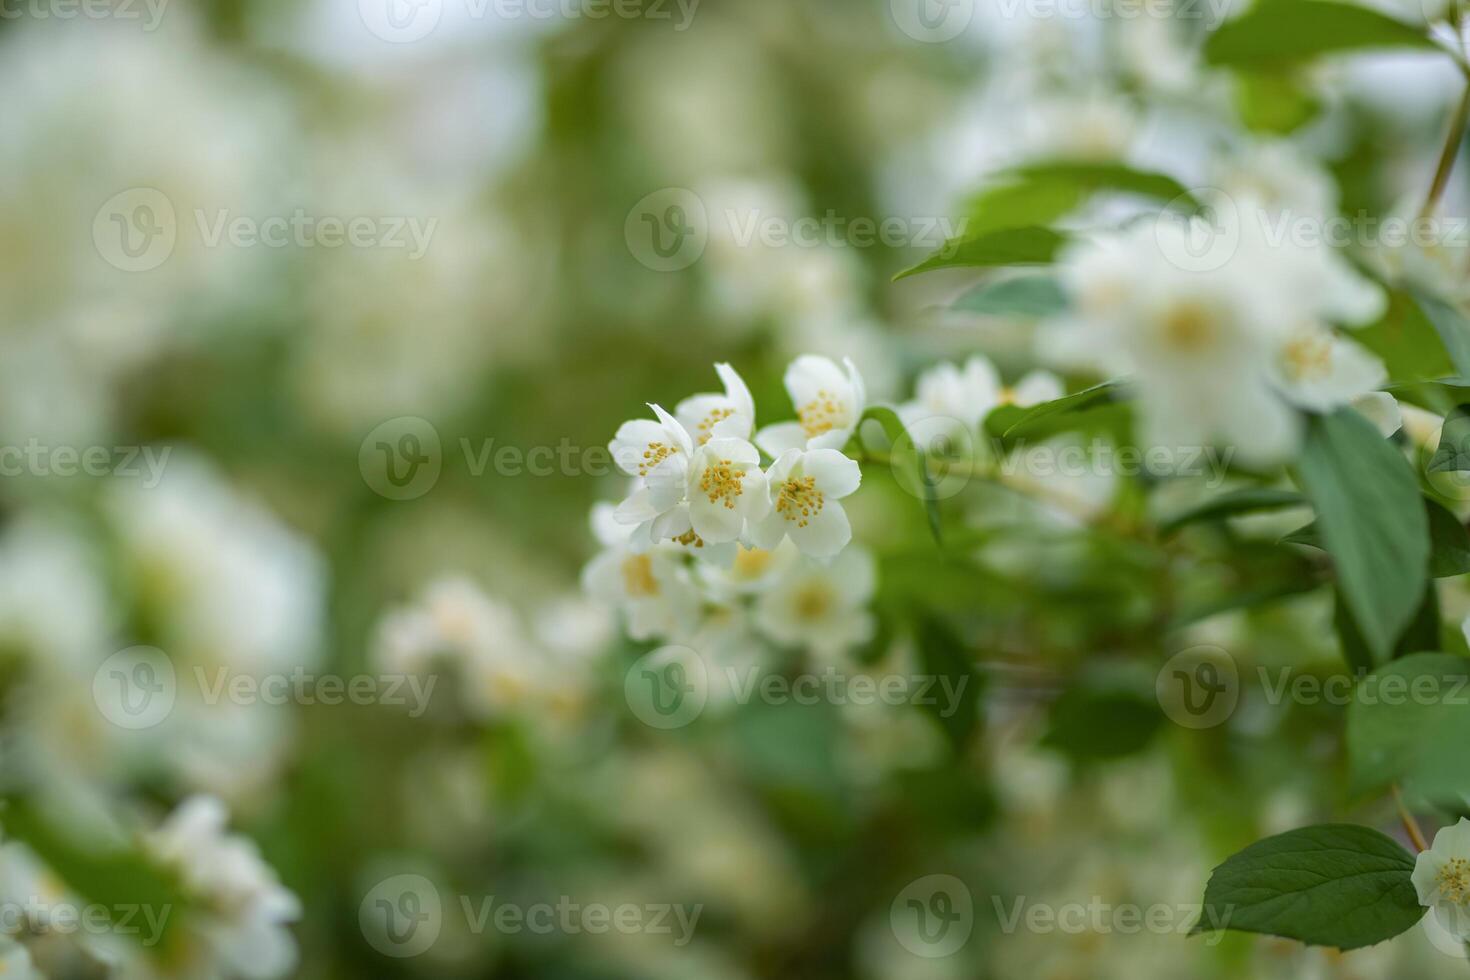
[1393,783,1429,853]
[1420,79,1470,221]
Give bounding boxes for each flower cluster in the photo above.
[586,356,877,659]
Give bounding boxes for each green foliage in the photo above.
[1428,404,1470,472]
[859,406,942,544]
[1204,0,1437,67]
[1160,488,1304,535]
[953,275,1068,318]
[1295,410,1429,663]
[1195,825,1425,950]
[1348,652,1470,806]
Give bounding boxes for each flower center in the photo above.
[674,529,706,549]
[793,582,833,621]
[1439,858,1470,905]
[798,390,843,438]
[621,554,659,597]
[1160,301,1218,352]
[776,475,824,527]
[733,545,774,579]
[1281,332,1333,381]
[696,407,735,445]
[638,441,678,477]
[699,458,745,509]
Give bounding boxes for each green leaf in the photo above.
[894,226,1067,281]
[860,406,942,544]
[1428,499,1470,576]
[1001,382,1124,441]
[1347,653,1470,807]
[1160,488,1304,534]
[914,617,984,751]
[1042,669,1163,763]
[1235,70,1322,133]
[1410,286,1470,380]
[953,275,1068,318]
[959,161,1195,237]
[1195,824,1424,950]
[1429,404,1470,472]
[1204,0,1438,67]
[1356,288,1460,384]
[1296,410,1429,662]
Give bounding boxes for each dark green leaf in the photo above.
[895,226,1067,280]
[953,275,1068,318]
[1296,410,1429,662]
[1001,382,1124,440]
[1042,670,1163,763]
[1410,286,1470,380]
[1205,0,1437,67]
[1235,70,1322,133]
[914,617,983,751]
[1160,488,1304,534]
[1348,652,1470,807]
[1428,499,1470,576]
[1356,288,1460,384]
[1429,404,1470,472]
[1195,824,1424,950]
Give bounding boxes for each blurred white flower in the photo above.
[104,453,325,674]
[752,546,876,658]
[146,796,301,980]
[900,356,1063,431]
[755,355,867,455]
[0,517,113,671]
[1042,203,1386,465]
[1412,818,1470,941]
[374,576,543,720]
[749,449,863,559]
[582,504,701,643]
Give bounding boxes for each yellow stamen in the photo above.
[776,475,824,528]
[699,458,745,510]
[1439,858,1470,904]
[621,554,659,597]
[638,442,678,477]
[798,390,844,438]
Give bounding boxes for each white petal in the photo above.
[825,545,876,603]
[808,427,856,452]
[704,437,760,466]
[614,488,660,525]
[789,501,852,558]
[842,356,868,414]
[1216,385,1303,469]
[1353,392,1403,438]
[756,421,809,457]
[690,493,746,543]
[748,509,789,551]
[1011,370,1065,407]
[651,506,693,542]
[804,449,862,498]
[784,355,849,408]
[715,362,755,421]
[650,403,693,454]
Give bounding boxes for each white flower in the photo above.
[753,546,877,659]
[582,503,701,642]
[0,938,38,980]
[675,362,756,445]
[1412,818,1470,941]
[654,437,771,549]
[146,796,301,980]
[610,402,693,536]
[756,355,867,455]
[749,448,862,559]
[900,356,1063,431]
